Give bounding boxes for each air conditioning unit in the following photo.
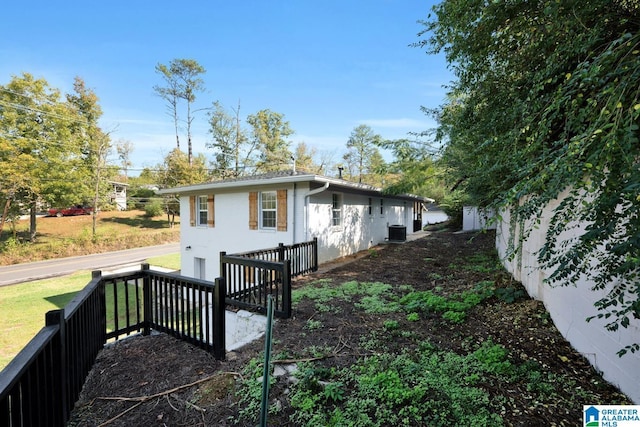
[388,225,406,242]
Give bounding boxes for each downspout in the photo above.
[304,181,330,241]
[292,183,296,245]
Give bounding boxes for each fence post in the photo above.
[219,251,227,281]
[312,237,319,272]
[45,309,68,425]
[141,263,152,336]
[282,260,292,318]
[213,277,226,360]
[278,243,285,262]
[92,270,108,352]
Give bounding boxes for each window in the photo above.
[190,194,214,227]
[380,198,384,215]
[197,195,208,226]
[261,191,277,229]
[332,193,342,226]
[250,189,287,231]
[368,197,372,215]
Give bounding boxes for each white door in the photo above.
[194,257,206,280]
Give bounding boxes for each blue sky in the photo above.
[1,1,452,174]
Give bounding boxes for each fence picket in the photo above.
[0,268,227,427]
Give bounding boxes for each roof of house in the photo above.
[158,170,433,203]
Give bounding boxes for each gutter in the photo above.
[304,182,330,241]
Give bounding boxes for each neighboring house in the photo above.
[462,206,496,231]
[159,170,430,281]
[109,181,128,211]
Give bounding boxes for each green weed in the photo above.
[406,312,420,322]
[399,283,494,324]
[304,319,323,330]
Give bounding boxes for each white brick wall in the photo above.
[495,192,640,403]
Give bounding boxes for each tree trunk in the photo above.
[29,204,37,242]
[0,197,12,236]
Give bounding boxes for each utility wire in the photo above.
[0,100,90,125]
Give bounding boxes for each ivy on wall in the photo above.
[422,0,640,354]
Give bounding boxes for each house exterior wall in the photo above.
[179,182,300,281]
[178,183,416,281]
[495,190,640,403]
[306,192,411,264]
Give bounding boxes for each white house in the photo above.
[109,181,128,211]
[159,170,430,281]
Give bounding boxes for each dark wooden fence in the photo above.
[221,239,318,318]
[0,265,225,427]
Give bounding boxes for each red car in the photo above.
[48,205,93,217]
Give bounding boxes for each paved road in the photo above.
[0,243,180,286]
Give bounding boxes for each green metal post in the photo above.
[259,295,275,427]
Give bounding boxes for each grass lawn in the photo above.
[0,253,180,371]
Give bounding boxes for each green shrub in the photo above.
[143,199,164,217]
[439,190,471,229]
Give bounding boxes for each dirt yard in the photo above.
[68,229,632,426]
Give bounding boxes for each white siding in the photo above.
[180,184,296,280]
[495,190,640,403]
[308,192,370,264]
[307,193,412,264]
[179,183,417,283]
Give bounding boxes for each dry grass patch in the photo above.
[0,210,180,265]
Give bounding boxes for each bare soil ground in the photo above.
[68,228,632,427]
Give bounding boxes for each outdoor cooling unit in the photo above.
[388,225,407,242]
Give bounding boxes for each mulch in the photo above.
[67,228,632,426]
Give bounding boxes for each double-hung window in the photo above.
[197,195,208,226]
[190,194,214,227]
[261,191,277,229]
[332,193,342,227]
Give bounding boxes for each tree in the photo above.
[293,142,323,174]
[156,148,209,227]
[116,139,134,181]
[247,109,294,173]
[154,63,181,150]
[154,59,206,165]
[206,100,254,178]
[66,77,113,239]
[157,148,209,189]
[0,73,75,241]
[343,124,384,183]
[374,137,441,195]
[423,0,640,353]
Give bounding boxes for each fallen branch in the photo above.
[272,352,371,365]
[96,371,242,426]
